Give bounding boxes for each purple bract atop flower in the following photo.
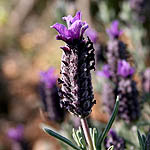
[117,60,135,77]
[51,11,88,43]
[97,65,112,78]
[106,20,123,39]
[7,125,24,142]
[40,67,57,88]
[85,28,98,43]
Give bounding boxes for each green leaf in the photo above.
[43,127,81,150]
[137,130,145,150]
[96,96,119,149]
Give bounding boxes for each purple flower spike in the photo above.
[85,28,98,43]
[117,60,135,77]
[51,11,88,43]
[105,129,126,150]
[106,20,123,39]
[7,125,24,142]
[40,67,57,88]
[97,65,112,78]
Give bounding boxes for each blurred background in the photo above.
[0,0,149,149]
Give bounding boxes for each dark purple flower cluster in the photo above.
[117,77,140,122]
[104,129,126,150]
[97,21,140,123]
[39,68,65,123]
[51,11,96,118]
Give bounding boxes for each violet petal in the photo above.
[51,23,69,37]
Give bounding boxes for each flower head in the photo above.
[7,125,24,142]
[51,11,88,43]
[106,20,123,39]
[117,60,135,77]
[58,37,96,118]
[52,11,96,118]
[40,67,57,88]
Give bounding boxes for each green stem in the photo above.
[81,118,94,150]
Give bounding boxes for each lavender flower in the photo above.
[104,129,126,150]
[51,11,96,118]
[117,60,135,77]
[7,125,24,142]
[99,21,140,123]
[142,68,150,93]
[7,125,29,150]
[105,20,129,81]
[40,68,65,123]
[106,20,123,39]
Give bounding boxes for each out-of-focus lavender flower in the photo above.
[106,20,123,39]
[51,11,88,43]
[39,68,65,123]
[7,125,29,150]
[100,20,140,123]
[106,39,129,82]
[85,28,98,43]
[117,60,135,77]
[97,65,112,78]
[142,68,150,93]
[52,11,96,118]
[104,129,126,150]
[40,67,57,89]
[7,125,24,142]
[117,78,140,123]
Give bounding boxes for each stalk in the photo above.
[81,118,94,150]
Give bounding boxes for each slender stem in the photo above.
[81,118,94,150]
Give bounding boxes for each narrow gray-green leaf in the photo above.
[43,127,81,150]
[96,96,119,149]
